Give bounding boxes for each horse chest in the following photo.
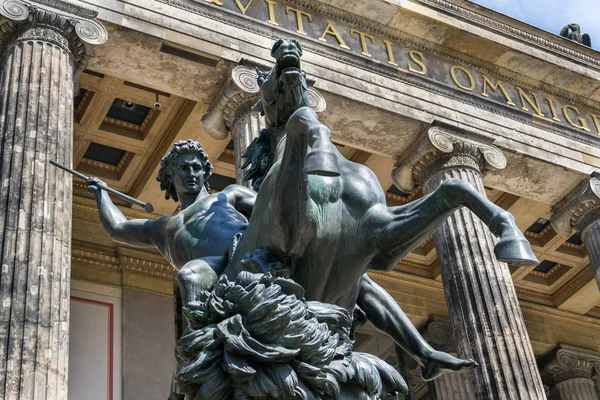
[308,175,342,204]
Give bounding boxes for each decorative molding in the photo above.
[528,263,563,278]
[514,287,553,301]
[417,0,600,71]
[368,271,445,294]
[396,259,432,272]
[72,248,119,270]
[392,123,506,193]
[72,194,138,220]
[385,187,423,205]
[157,0,600,151]
[79,151,134,177]
[524,224,554,240]
[71,246,176,281]
[102,109,157,135]
[119,255,177,280]
[550,267,592,299]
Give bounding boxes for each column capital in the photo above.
[201,64,327,139]
[542,344,600,385]
[201,65,262,139]
[551,173,600,237]
[423,316,457,354]
[392,123,506,193]
[0,0,108,89]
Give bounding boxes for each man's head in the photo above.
[157,140,213,202]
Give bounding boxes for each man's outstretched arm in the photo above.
[88,177,158,248]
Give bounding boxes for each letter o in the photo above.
[450,65,475,92]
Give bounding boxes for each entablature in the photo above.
[85,0,600,203]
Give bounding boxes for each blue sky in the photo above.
[470,0,599,50]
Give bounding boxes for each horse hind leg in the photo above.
[287,107,340,177]
[439,178,538,267]
[489,207,539,267]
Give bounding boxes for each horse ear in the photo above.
[291,38,303,56]
[256,68,268,85]
[271,39,283,57]
[583,33,592,47]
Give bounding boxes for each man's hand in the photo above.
[86,177,105,195]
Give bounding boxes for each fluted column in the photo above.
[232,111,265,185]
[201,65,263,186]
[551,173,600,290]
[0,1,107,399]
[541,344,600,400]
[424,318,475,399]
[393,124,545,399]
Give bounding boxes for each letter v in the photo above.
[234,0,253,14]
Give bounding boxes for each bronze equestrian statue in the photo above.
[88,39,538,399]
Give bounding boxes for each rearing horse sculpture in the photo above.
[175,39,538,400]
[232,38,537,314]
[232,108,537,306]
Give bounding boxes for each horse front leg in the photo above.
[303,109,340,177]
[269,107,315,256]
[374,178,537,267]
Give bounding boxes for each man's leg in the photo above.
[170,256,226,399]
[357,274,477,380]
[176,256,226,306]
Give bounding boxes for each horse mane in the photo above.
[241,128,275,191]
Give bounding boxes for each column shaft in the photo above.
[434,373,471,400]
[0,36,73,399]
[425,166,545,399]
[233,112,264,186]
[550,378,598,400]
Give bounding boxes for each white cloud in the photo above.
[471,0,599,49]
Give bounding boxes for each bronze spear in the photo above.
[49,160,155,213]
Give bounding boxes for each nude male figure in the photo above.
[87,139,255,306]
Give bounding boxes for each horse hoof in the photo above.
[494,237,538,267]
[305,150,340,176]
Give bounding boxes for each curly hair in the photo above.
[156,140,213,202]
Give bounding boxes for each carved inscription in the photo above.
[191,0,600,136]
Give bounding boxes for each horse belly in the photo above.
[291,197,368,308]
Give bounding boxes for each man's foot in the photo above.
[421,350,478,381]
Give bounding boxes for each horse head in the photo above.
[259,38,310,129]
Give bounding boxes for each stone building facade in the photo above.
[1,0,600,399]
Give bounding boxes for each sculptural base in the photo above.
[174,268,408,400]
